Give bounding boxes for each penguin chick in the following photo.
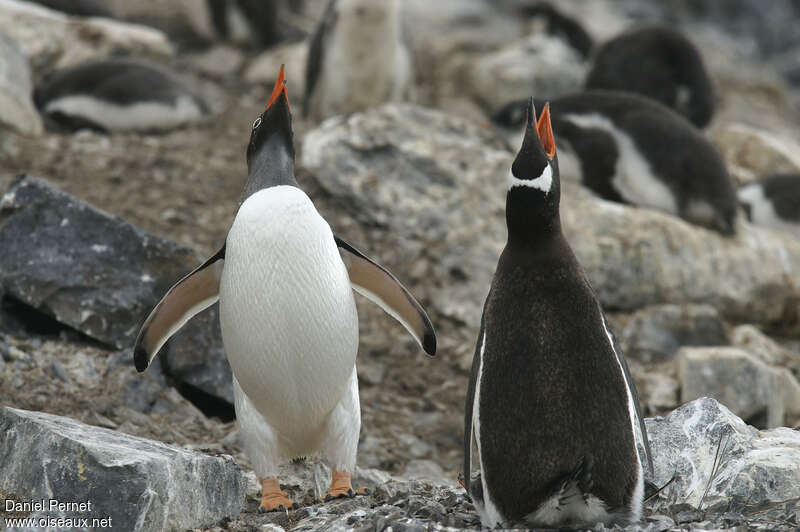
[738,173,800,238]
[464,99,652,529]
[134,66,436,512]
[585,25,714,128]
[34,59,208,133]
[548,90,736,234]
[495,91,737,234]
[519,2,594,58]
[304,0,412,122]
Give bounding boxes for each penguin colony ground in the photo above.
[585,25,715,128]
[34,59,208,133]
[738,173,800,238]
[463,99,652,529]
[134,67,436,512]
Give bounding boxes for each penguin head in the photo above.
[506,98,561,240]
[243,65,297,199]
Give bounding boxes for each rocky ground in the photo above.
[1,0,800,530]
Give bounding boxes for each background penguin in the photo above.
[463,99,652,529]
[34,59,208,133]
[493,90,738,234]
[738,173,800,238]
[517,2,594,59]
[585,25,715,128]
[133,66,436,512]
[303,0,413,122]
[206,0,305,49]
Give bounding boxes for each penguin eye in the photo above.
[252,117,262,130]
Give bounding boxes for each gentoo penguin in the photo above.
[492,90,737,234]
[206,0,304,49]
[738,173,800,238]
[518,2,594,58]
[303,0,412,122]
[585,25,714,128]
[133,66,436,512]
[34,59,208,132]
[463,99,652,529]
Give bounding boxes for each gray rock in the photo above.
[712,123,800,185]
[302,103,800,330]
[621,304,728,363]
[0,176,233,403]
[677,346,800,427]
[646,397,800,510]
[0,0,173,74]
[165,306,232,404]
[104,349,169,413]
[0,32,42,137]
[0,406,246,531]
[468,33,585,115]
[0,176,194,348]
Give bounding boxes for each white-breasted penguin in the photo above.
[738,173,800,238]
[585,25,714,128]
[463,99,653,529]
[493,90,737,234]
[303,0,413,122]
[133,66,436,512]
[34,59,208,133]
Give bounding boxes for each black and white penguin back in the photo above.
[34,59,208,132]
[585,25,714,128]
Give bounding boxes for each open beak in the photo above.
[536,103,556,159]
[266,64,290,110]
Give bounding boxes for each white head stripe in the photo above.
[508,165,552,193]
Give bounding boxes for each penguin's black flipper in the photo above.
[304,0,338,118]
[334,235,436,356]
[133,246,225,372]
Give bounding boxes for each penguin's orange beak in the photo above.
[266,64,290,110]
[536,103,556,159]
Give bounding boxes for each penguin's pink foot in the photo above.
[323,470,371,501]
[258,477,298,512]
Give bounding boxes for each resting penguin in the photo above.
[34,59,208,133]
[493,90,737,234]
[585,25,714,128]
[463,99,653,529]
[738,173,800,238]
[133,66,436,512]
[303,0,412,122]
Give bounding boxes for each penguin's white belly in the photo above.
[219,186,359,442]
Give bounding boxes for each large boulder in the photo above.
[0,176,194,349]
[0,0,172,74]
[302,103,800,330]
[0,176,232,403]
[646,397,800,510]
[0,32,42,137]
[0,407,246,531]
[467,33,586,115]
[677,346,800,428]
[621,304,728,363]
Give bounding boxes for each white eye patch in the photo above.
[508,165,552,193]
